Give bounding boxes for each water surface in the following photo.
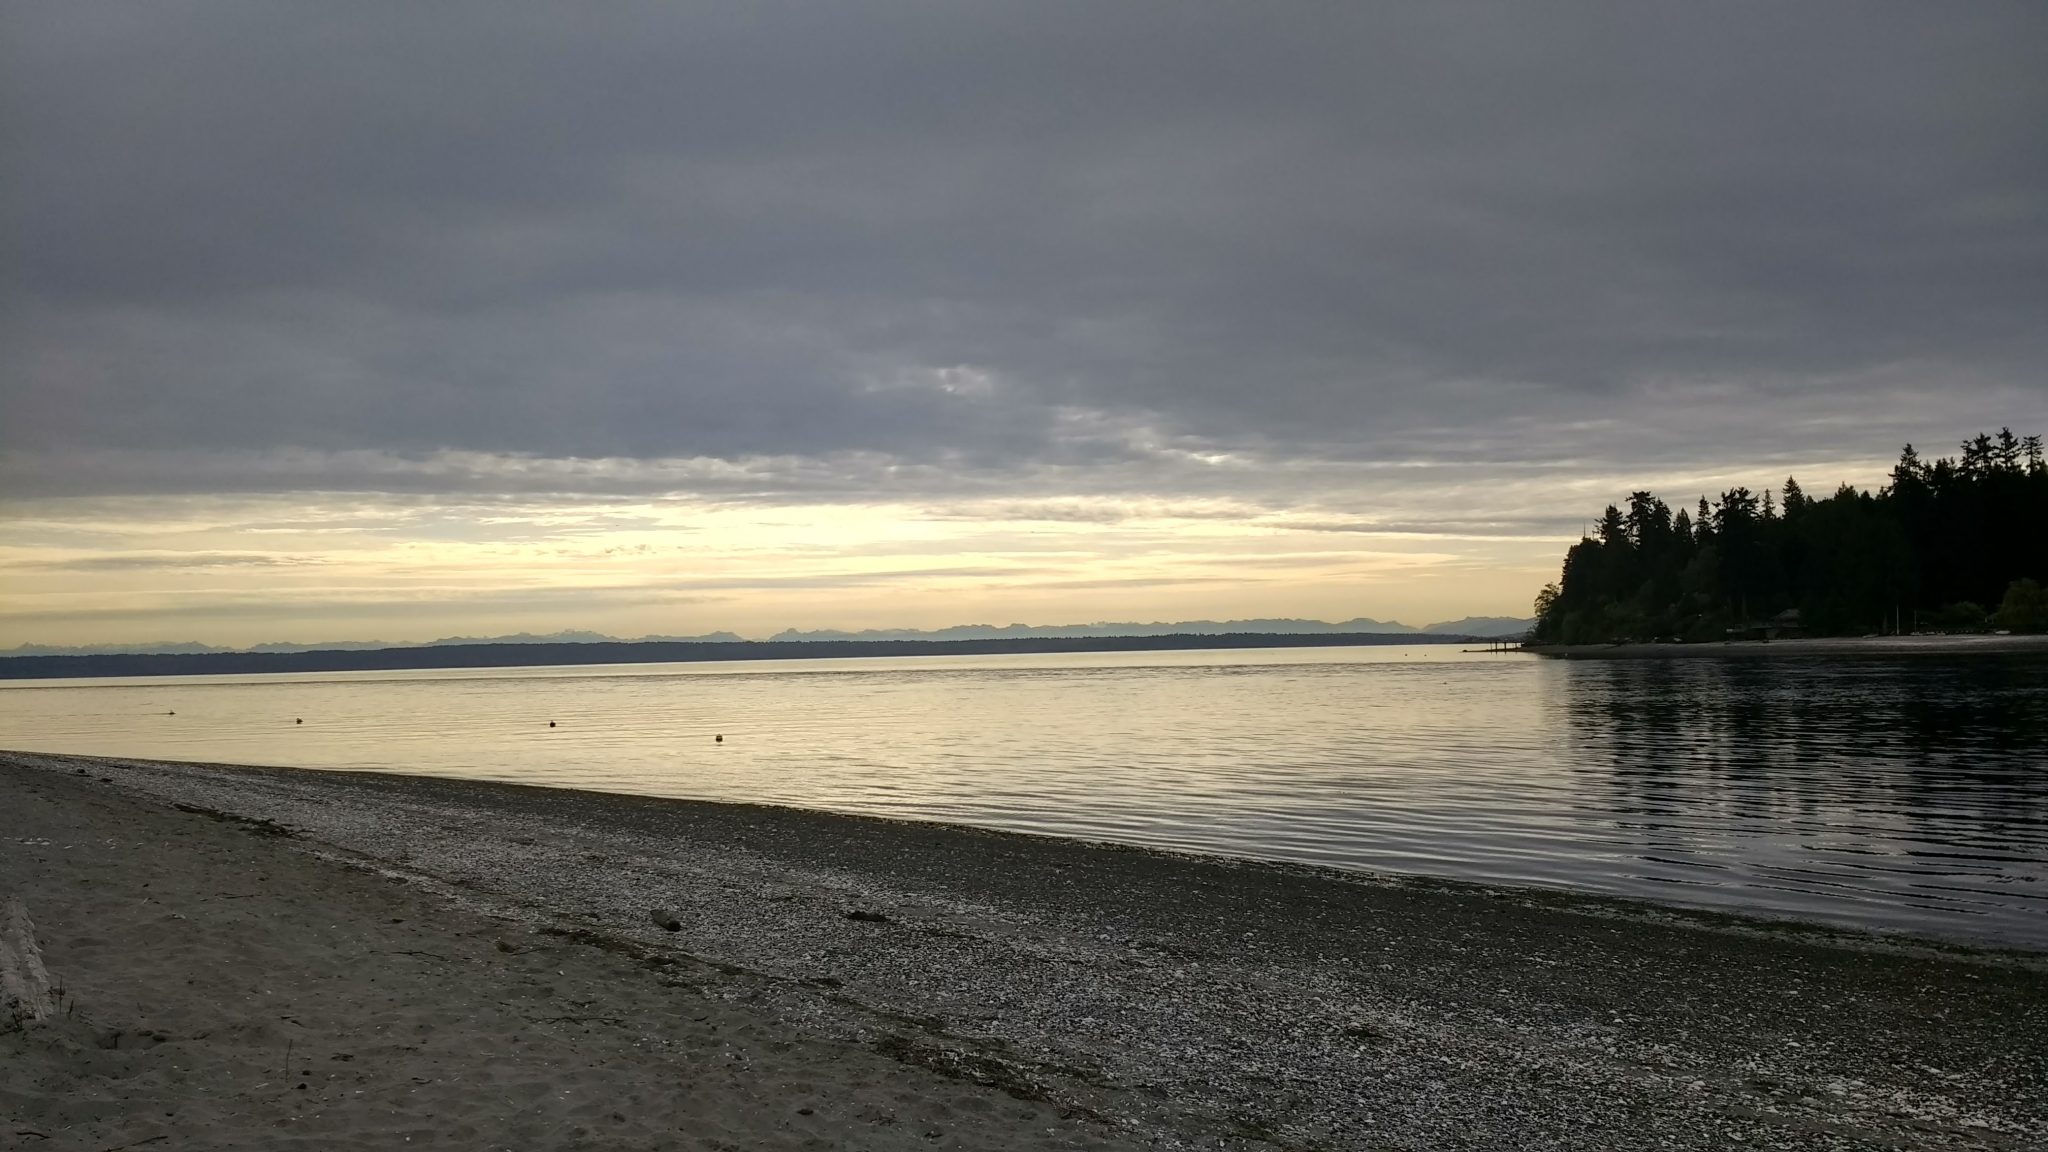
[3,645,2043,946]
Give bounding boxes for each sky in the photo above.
[3,2,2045,647]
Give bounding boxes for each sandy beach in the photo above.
[4,751,2044,1150]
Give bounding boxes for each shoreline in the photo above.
[19,749,2033,961]
[1526,633,2048,659]
[8,750,2045,1149]
[0,632,1475,682]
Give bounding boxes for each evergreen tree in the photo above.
[1530,427,2047,643]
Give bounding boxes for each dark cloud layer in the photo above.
[5,2,2044,497]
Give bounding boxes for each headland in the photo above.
[1526,633,2048,659]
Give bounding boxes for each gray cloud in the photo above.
[1284,518,1582,541]
[1,552,322,572]
[3,2,2044,502]
[0,584,714,626]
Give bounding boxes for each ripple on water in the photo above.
[2,645,2045,946]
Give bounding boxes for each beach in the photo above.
[4,751,2043,1150]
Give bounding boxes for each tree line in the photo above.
[1532,428,2048,643]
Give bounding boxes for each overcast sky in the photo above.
[3,2,2044,646]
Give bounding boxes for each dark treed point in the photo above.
[1532,429,2048,644]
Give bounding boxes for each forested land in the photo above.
[1533,429,2048,643]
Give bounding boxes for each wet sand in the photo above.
[4,750,2044,1150]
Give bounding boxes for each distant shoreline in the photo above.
[0,630,1480,681]
[1527,633,2048,659]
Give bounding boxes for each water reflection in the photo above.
[2,647,2044,946]
[1565,657,2048,937]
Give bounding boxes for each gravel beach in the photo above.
[4,750,2043,1150]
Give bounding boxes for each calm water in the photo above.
[3,645,2044,947]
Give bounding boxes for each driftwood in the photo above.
[1,898,57,1023]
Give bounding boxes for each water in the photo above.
[3,644,2044,947]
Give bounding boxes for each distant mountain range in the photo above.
[1416,617,1538,638]
[767,616,1535,641]
[4,617,1532,659]
[0,629,746,658]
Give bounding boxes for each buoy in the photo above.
[295,718,303,725]
[549,721,557,728]
[714,734,723,744]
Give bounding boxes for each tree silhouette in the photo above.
[1533,428,2048,642]
[1997,579,2048,634]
